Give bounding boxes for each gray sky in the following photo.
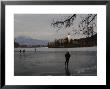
[14,14,97,41]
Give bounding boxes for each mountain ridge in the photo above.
[15,36,48,46]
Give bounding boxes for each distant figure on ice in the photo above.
[19,50,22,56]
[19,50,21,53]
[35,48,36,52]
[23,49,25,53]
[65,51,71,67]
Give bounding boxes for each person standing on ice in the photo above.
[65,51,71,67]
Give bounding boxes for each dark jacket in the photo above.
[65,52,70,59]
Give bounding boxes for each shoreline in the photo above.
[14,46,97,52]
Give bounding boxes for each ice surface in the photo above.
[14,47,97,76]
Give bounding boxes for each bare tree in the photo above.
[79,14,97,37]
[51,14,97,38]
[51,14,76,32]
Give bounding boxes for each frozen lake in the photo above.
[14,47,97,76]
[15,46,97,52]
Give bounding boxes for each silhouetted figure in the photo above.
[19,50,22,56]
[23,49,25,53]
[19,50,21,53]
[65,51,71,67]
[35,48,36,52]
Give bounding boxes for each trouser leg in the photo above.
[67,59,69,67]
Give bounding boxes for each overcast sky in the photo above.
[14,14,97,41]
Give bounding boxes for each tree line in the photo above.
[48,34,97,48]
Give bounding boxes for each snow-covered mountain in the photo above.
[15,36,48,46]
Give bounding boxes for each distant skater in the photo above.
[35,48,36,52]
[19,50,22,56]
[65,51,71,67]
[19,50,21,53]
[23,49,25,53]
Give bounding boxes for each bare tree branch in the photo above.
[51,14,76,30]
[51,14,97,38]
